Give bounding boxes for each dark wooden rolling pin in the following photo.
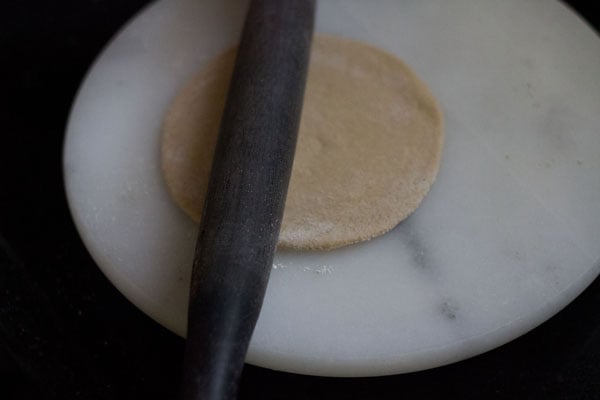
[180,0,316,399]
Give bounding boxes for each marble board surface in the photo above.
[63,0,600,377]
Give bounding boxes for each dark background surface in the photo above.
[1,1,598,399]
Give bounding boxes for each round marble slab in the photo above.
[63,0,600,377]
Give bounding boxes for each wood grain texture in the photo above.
[181,1,315,399]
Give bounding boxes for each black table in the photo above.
[2,1,599,399]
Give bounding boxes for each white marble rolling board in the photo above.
[63,0,600,376]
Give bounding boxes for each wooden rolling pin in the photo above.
[181,1,316,399]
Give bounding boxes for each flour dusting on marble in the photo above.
[302,265,334,275]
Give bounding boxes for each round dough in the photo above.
[161,35,443,250]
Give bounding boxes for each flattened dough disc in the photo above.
[161,35,443,250]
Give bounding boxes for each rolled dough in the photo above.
[161,35,443,250]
